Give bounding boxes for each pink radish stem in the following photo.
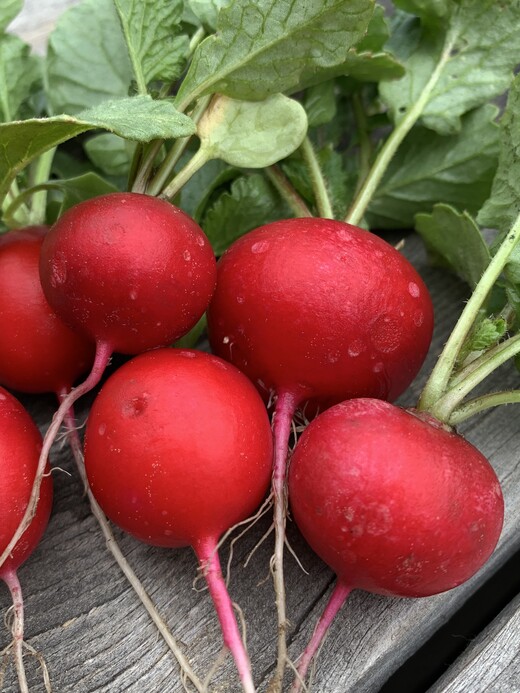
[196,537,255,693]
[0,340,112,571]
[2,569,28,693]
[290,581,352,693]
[270,389,301,691]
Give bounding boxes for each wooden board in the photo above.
[2,3,520,692]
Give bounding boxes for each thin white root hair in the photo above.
[287,656,309,693]
[284,536,308,575]
[243,523,275,570]
[22,642,52,693]
[219,493,274,585]
[232,600,248,652]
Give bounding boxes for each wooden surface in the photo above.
[2,3,520,692]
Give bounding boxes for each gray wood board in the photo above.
[1,234,518,693]
[428,594,520,693]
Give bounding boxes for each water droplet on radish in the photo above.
[251,240,269,254]
[408,281,420,298]
[347,339,365,357]
[129,289,138,300]
[371,315,401,353]
[236,295,245,304]
[183,250,191,261]
[414,310,424,327]
[50,253,67,287]
[373,362,384,373]
[223,336,230,344]
[98,423,106,436]
[122,394,149,418]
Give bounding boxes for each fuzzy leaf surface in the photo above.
[175,0,374,110]
[114,0,188,89]
[367,105,499,228]
[381,1,520,135]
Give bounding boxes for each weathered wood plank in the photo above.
[428,594,520,693]
[2,3,519,692]
[1,234,518,693]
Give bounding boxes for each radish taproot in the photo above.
[83,348,273,692]
[287,398,504,690]
[0,387,53,692]
[0,192,217,573]
[206,216,434,684]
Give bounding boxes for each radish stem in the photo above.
[419,211,520,415]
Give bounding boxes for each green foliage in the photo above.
[415,204,491,289]
[367,105,499,228]
[114,0,188,92]
[381,0,520,135]
[0,34,41,122]
[175,0,375,110]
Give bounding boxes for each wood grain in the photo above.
[2,3,519,692]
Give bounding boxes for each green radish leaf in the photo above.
[381,1,520,135]
[478,74,520,236]
[46,0,132,114]
[367,105,499,229]
[0,0,23,31]
[84,133,135,177]
[393,0,450,24]
[188,0,231,31]
[0,96,195,201]
[175,0,374,111]
[202,173,290,255]
[179,158,238,221]
[338,50,405,84]
[56,172,120,213]
[0,34,41,122]
[415,204,491,289]
[357,4,391,52]
[304,82,337,128]
[198,94,308,168]
[113,0,188,92]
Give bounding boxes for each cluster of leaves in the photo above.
[2,0,520,359]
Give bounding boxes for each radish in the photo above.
[83,348,273,692]
[287,398,504,690]
[0,226,95,395]
[0,225,206,690]
[0,387,53,692]
[285,214,520,690]
[0,192,217,574]
[206,216,434,685]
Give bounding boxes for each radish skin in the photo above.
[207,217,434,686]
[84,349,273,691]
[0,388,53,692]
[0,193,217,573]
[288,398,504,689]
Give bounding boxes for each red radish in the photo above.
[0,226,205,690]
[287,398,504,690]
[0,387,53,691]
[0,226,95,395]
[206,217,434,684]
[1,193,217,572]
[84,348,273,693]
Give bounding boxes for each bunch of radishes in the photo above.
[0,186,508,692]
